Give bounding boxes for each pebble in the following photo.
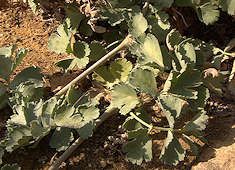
[100,160,107,168]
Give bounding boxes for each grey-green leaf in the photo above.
[160,130,185,165]
[128,68,157,97]
[49,127,74,151]
[139,34,164,68]
[48,24,71,54]
[129,13,148,37]
[157,94,188,128]
[110,84,139,115]
[122,129,152,165]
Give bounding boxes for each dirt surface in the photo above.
[0,2,234,170]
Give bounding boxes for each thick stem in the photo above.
[48,108,117,170]
[55,35,134,96]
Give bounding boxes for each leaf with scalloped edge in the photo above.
[64,5,84,34]
[88,42,106,61]
[184,110,208,131]
[49,127,74,151]
[157,94,188,128]
[163,70,202,99]
[122,129,152,165]
[160,130,185,165]
[28,0,39,14]
[0,50,12,80]
[12,48,28,72]
[1,163,21,170]
[110,58,133,83]
[220,0,235,16]
[48,24,71,54]
[138,34,164,69]
[128,68,157,97]
[197,3,220,25]
[0,147,4,165]
[129,13,148,38]
[174,40,196,72]
[109,84,139,115]
[93,58,133,87]
[54,105,81,129]
[0,83,8,110]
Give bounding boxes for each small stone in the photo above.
[100,160,107,168]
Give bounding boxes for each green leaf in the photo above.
[49,127,74,151]
[66,87,83,106]
[10,66,43,89]
[67,57,89,70]
[1,163,21,170]
[122,129,152,165]
[41,97,57,128]
[93,66,116,87]
[138,34,164,69]
[64,5,84,34]
[184,110,208,131]
[166,29,184,51]
[203,72,225,96]
[93,58,133,87]
[147,8,170,42]
[163,70,202,99]
[77,121,94,139]
[128,68,157,97]
[28,0,39,14]
[0,83,8,110]
[3,125,32,152]
[12,48,28,71]
[187,86,210,111]
[174,41,196,72]
[160,130,185,165]
[88,42,106,61]
[0,147,4,165]
[197,3,220,25]
[54,58,73,72]
[129,13,148,37]
[30,120,50,140]
[110,84,139,115]
[79,106,100,123]
[110,58,133,83]
[54,105,80,128]
[73,41,90,58]
[0,51,12,80]
[219,0,235,15]
[152,0,174,8]
[48,24,71,54]
[157,94,188,128]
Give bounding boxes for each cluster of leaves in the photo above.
[175,0,235,25]
[1,0,235,168]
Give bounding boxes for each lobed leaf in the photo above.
[122,129,152,165]
[138,34,164,69]
[160,130,185,165]
[157,94,188,128]
[109,84,139,115]
[49,127,74,152]
[128,68,158,97]
[48,24,71,54]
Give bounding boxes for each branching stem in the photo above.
[129,112,171,132]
